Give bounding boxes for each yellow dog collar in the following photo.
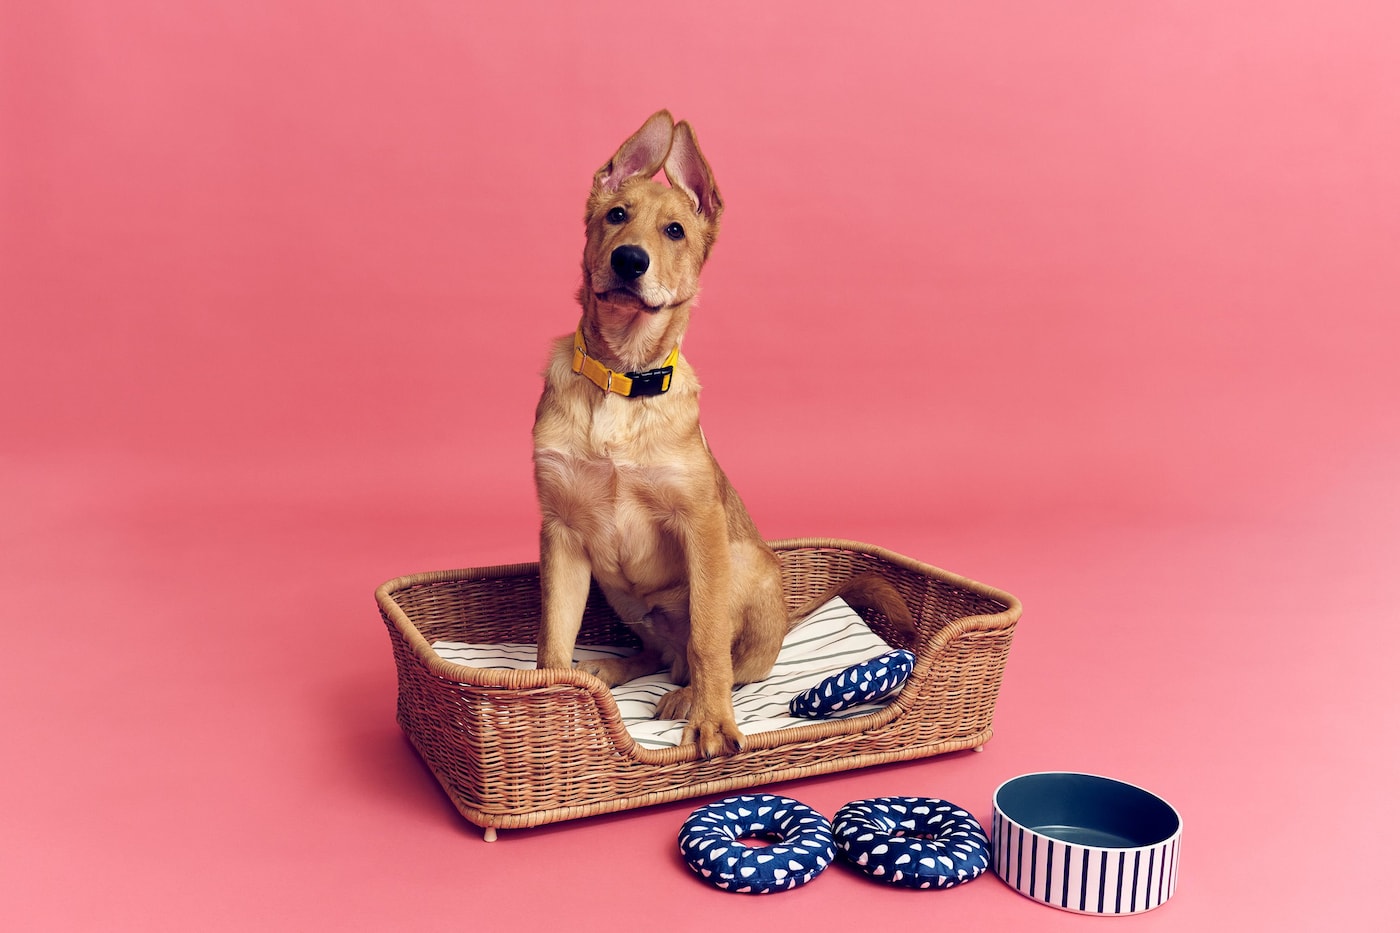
[571,326,679,398]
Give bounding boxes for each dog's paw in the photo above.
[684,716,745,759]
[655,686,694,721]
[659,688,745,756]
[575,657,629,687]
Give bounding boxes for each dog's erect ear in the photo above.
[664,121,723,221]
[594,110,675,193]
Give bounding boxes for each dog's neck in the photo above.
[578,295,691,374]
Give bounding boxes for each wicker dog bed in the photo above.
[376,539,1021,840]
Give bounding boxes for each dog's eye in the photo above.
[665,222,685,240]
[606,206,627,224]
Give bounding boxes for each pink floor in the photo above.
[5,3,1398,930]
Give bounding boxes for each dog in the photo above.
[533,110,911,758]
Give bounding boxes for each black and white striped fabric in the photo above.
[431,597,901,749]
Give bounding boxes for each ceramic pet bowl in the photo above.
[991,772,1181,915]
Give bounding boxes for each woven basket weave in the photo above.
[377,538,1021,839]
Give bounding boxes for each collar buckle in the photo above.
[620,366,673,397]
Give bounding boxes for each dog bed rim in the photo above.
[378,538,1021,768]
[377,537,1020,690]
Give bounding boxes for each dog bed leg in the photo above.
[483,826,498,843]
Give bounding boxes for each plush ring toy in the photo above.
[833,797,991,889]
[678,794,835,894]
[789,648,916,718]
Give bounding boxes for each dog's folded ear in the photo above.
[594,110,675,193]
[665,121,723,222]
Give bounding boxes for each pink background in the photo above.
[4,2,1397,928]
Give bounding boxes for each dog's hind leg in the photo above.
[729,564,787,686]
[577,649,663,687]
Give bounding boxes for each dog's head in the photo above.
[582,110,723,317]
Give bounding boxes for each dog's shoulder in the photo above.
[539,331,578,385]
[534,333,586,443]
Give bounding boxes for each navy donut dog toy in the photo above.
[833,797,991,889]
[678,794,835,894]
[789,648,916,718]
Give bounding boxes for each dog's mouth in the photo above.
[595,287,664,313]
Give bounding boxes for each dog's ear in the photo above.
[664,121,723,222]
[594,110,674,193]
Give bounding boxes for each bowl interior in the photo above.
[996,773,1179,848]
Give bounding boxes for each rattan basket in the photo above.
[377,538,1021,840]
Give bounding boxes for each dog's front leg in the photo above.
[536,525,591,671]
[681,505,744,758]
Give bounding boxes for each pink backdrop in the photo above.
[4,2,1397,928]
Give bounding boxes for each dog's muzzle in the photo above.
[610,245,650,281]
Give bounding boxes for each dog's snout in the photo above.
[610,245,650,281]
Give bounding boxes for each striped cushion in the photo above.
[431,597,899,749]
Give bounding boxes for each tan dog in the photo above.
[533,111,909,758]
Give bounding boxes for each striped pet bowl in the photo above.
[992,772,1181,915]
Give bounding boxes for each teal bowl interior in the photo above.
[995,772,1179,848]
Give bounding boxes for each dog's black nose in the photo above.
[611,245,650,281]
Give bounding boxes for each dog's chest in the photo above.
[584,395,642,460]
[535,393,703,583]
[535,446,688,589]
[544,388,685,464]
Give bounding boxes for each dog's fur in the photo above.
[533,111,910,758]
